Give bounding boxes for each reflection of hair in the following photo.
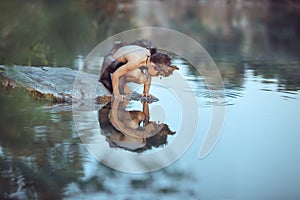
[135,123,175,153]
[150,53,178,77]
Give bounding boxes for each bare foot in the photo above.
[114,95,126,101]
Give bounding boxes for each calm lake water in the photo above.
[1,1,300,199]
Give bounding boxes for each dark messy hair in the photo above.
[150,53,171,66]
[150,53,178,77]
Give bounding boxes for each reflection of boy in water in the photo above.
[99,40,178,100]
[98,100,175,152]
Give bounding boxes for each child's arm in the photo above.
[142,77,152,97]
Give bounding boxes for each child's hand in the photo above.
[141,93,153,98]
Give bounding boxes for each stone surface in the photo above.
[0,65,111,104]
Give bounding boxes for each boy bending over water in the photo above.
[99,40,178,100]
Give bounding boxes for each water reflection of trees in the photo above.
[0,89,85,199]
[250,63,300,91]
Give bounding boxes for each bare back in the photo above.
[112,45,150,64]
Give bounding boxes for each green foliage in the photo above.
[0,0,136,68]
